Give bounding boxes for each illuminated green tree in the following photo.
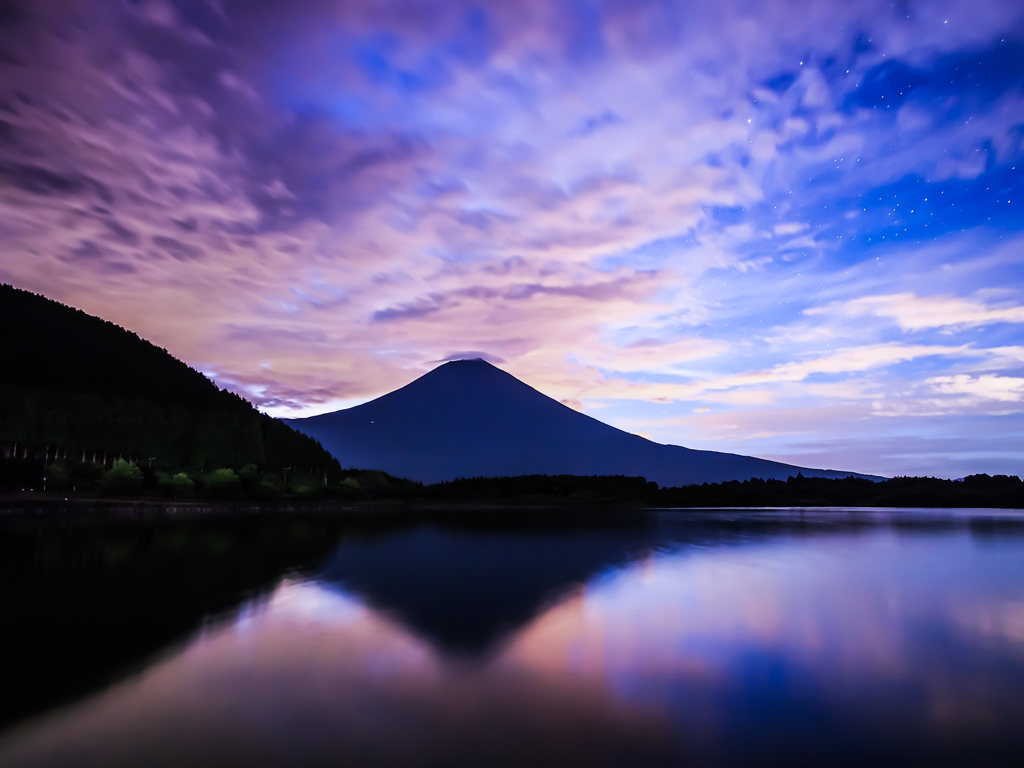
[99,459,144,497]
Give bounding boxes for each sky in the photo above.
[0,0,1022,478]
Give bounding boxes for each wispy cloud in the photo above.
[927,374,1024,402]
[1,0,1023,475]
[808,293,1024,331]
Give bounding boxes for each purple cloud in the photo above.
[1,0,1023,474]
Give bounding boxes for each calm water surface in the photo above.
[1,508,1023,766]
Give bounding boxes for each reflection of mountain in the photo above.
[5,512,1024,768]
[321,521,661,655]
[8,509,1011,735]
[288,359,873,487]
[322,511,1020,656]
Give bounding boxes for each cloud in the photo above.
[372,295,448,323]
[574,337,730,374]
[774,222,809,236]
[808,293,1024,331]
[152,236,205,262]
[927,374,1024,402]
[1,0,1023,475]
[751,343,974,385]
[432,351,506,364]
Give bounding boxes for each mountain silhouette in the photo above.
[0,283,337,475]
[286,358,873,486]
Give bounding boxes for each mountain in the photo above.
[286,359,875,486]
[0,284,335,476]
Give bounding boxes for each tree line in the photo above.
[7,461,1022,507]
[416,472,1024,508]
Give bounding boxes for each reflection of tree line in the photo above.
[0,513,349,731]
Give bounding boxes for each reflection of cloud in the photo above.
[506,527,1024,740]
[256,579,368,627]
[949,599,1024,645]
[4,522,1024,765]
[0,576,674,766]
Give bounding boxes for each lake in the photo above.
[1,507,1023,766]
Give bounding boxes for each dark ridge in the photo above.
[0,283,244,411]
[0,284,337,481]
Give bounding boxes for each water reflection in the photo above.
[319,522,660,654]
[0,514,347,729]
[1,509,1023,766]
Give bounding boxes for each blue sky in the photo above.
[0,0,1022,476]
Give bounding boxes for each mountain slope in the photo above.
[0,284,335,473]
[0,283,244,411]
[287,359,875,486]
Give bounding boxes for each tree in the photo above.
[166,472,195,499]
[99,459,144,497]
[204,468,241,499]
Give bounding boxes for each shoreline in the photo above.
[2,495,1023,518]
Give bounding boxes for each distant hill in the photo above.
[286,359,878,486]
[0,284,336,482]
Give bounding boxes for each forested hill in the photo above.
[1,284,340,496]
[1,283,247,412]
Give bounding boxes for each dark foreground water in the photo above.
[1,507,1023,767]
